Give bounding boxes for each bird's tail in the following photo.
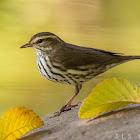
[121,55,140,60]
[113,55,140,66]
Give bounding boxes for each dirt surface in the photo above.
[21,103,140,140]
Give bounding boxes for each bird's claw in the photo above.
[49,103,79,118]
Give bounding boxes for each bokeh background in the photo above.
[0,0,140,117]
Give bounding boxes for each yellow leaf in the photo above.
[79,78,140,119]
[0,107,44,140]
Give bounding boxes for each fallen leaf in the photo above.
[0,107,44,140]
[79,78,140,119]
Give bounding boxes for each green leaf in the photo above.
[79,78,140,119]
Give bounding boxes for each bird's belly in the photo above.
[36,56,108,85]
[36,57,69,84]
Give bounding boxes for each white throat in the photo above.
[34,48,44,57]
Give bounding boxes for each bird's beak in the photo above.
[20,43,32,48]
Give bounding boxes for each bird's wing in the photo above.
[51,43,121,69]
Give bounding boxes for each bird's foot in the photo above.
[61,104,78,111]
[60,102,80,112]
[49,102,80,118]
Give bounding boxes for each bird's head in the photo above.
[20,32,64,52]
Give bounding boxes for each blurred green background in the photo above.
[0,0,140,117]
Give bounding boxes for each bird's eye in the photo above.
[38,39,43,43]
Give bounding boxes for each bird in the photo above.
[20,32,140,117]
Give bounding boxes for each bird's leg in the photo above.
[61,85,82,111]
[50,84,82,118]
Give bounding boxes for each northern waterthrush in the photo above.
[21,32,140,117]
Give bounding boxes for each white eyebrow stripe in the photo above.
[30,35,60,44]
